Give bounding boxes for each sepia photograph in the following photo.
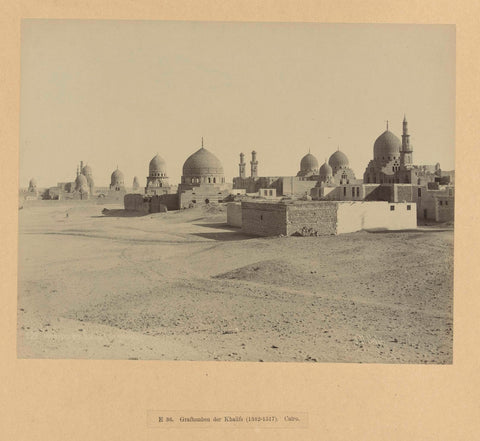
[18,20,455,364]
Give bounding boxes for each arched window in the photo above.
[213,177,216,183]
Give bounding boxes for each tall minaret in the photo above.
[250,150,258,178]
[401,115,413,166]
[239,152,246,178]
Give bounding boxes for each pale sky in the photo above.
[20,20,455,188]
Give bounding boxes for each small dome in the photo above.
[149,154,167,175]
[183,146,223,177]
[319,161,333,176]
[29,178,37,187]
[373,130,401,159]
[81,165,93,176]
[300,152,319,172]
[329,150,349,170]
[111,168,124,185]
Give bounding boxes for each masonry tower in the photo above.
[401,115,413,166]
[239,152,246,178]
[250,150,258,178]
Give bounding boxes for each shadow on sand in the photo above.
[194,222,232,229]
[365,227,453,234]
[91,209,149,218]
[191,232,253,242]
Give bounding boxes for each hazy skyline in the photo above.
[20,20,455,188]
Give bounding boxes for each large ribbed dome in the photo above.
[300,152,319,172]
[374,130,401,159]
[329,150,349,170]
[149,154,167,175]
[182,146,223,177]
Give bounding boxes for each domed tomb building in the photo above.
[363,117,430,185]
[297,151,319,179]
[177,139,231,208]
[328,148,356,185]
[74,170,89,200]
[98,166,128,203]
[19,177,40,201]
[110,167,125,191]
[81,162,95,195]
[145,154,171,196]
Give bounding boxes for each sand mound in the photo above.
[215,259,305,285]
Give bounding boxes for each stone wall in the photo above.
[435,196,454,222]
[393,184,415,203]
[241,200,417,237]
[99,189,127,204]
[285,202,338,236]
[241,202,287,236]
[227,203,242,227]
[124,194,149,213]
[150,194,178,212]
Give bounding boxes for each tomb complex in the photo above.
[21,116,454,224]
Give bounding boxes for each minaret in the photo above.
[250,150,258,178]
[239,153,246,178]
[401,115,413,166]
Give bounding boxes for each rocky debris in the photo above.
[293,226,319,237]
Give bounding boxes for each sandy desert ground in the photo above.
[17,201,453,363]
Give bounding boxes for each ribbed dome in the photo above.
[319,161,333,176]
[182,147,223,177]
[374,130,401,159]
[111,168,124,185]
[329,150,349,170]
[81,165,92,176]
[300,153,319,172]
[149,154,167,175]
